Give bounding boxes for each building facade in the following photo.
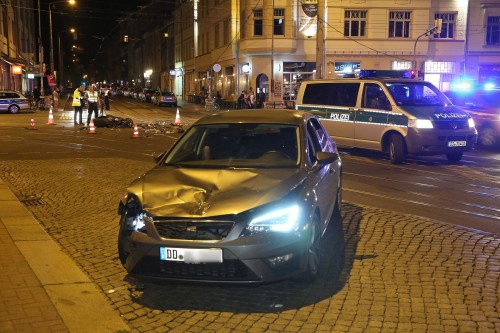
[123,0,499,102]
[0,0,37,93]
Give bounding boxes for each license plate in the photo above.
[159,247,223,263]
[448,141,467,147]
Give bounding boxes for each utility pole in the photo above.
[315,0,325,79]
[38,0,45,95]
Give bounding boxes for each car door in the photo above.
[306,118,338,229]
[355,82,391,150]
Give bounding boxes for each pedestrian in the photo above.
[237,90,246,109]
[85,85,99,127]
[33,86,41,109]
[98,91,106,116]
[52,87,59,111]
[104,86,111,110]
[256,90,266,109]
[247,87,255,109]
[72,85,85,125]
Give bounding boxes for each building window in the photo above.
[434,13,455,39]
[224,18,230,45]
[215,23,220,48]
[254,9,263,36]
[389,11,411,38]
[274,8,285,36]
[344,10,367,37]
[486,16,500,45]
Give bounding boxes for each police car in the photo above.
[295,70,478,164]
[0,91,29,114]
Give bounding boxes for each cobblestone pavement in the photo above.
[0,158,499,333]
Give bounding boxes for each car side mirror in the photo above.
[316,151,339,164]
[154,151,167,164]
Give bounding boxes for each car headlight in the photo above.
[408,119,433,129]
[125,212,148,232]
[242,205,300,236]
[468,118,475,128]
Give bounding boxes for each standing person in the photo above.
[247,87,255,109]
[237,90,246,109]
[52,87,59,111]
[33,86,41,109]
[98,90,105,116]
[72,85,85,125]
[85,85,99,127]
[256,90,266,109]
[104,86,111,110]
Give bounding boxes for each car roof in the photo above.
[193,109,310,126]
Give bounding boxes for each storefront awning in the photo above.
[0,55,28,66]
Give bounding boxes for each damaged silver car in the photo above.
[118,109,343,283]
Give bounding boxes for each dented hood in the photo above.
[127,167,306,217]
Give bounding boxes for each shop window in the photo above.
[389,11,411,38]
[487,16,500,45]
[434,13,455,39]
[254,9,263,36]
[344,10,367,37]
[274,9,285,36]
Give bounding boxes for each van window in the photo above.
[362,83,391,110]
[303,83,360,107]
[386,82,447,106]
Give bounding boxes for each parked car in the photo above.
[140,89,158,102]
[445,89,500,147]
[117,109,343,284]
[151,91,177,107]
[0,91,29,114]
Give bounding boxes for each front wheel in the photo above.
[446,152,463,163]
[389,133,406,164]
[301,215,321,283]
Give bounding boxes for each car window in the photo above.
[308,118,335,153]
[362,83,391,110]
[386,82,447,107]
[163,123,300,168]
[303,83,360,107]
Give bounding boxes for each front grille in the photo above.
[136,256,259,281]
[433,120,468,130]
[154,220,235,240]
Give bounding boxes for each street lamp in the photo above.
[49,0,76,76]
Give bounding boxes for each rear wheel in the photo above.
[8,105,20,114]
[302,214,321,283]
[446,152,463,163]
[389,133,406,164]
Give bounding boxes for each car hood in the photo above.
[127,167,306,217]
[402,105,471,121]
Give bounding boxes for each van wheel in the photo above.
[389,134,405,164]
[446,152,463,163]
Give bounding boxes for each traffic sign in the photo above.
[213,63,221,72]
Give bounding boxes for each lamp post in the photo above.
[49,0,76,76]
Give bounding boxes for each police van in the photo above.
[295,70,478,164]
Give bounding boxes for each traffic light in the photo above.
[410,69,416,78]
[434,19,443,35]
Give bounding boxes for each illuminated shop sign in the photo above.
[335,62,361,73]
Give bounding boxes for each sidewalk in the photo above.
[0,178,130,333]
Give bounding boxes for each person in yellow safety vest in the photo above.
[85,84,99,127]
[72,85,85,125]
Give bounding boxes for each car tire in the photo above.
[8,105,20,114]
[301,214,321,283]
[117,215,132,265]
[332,176,342,221]
[446,152,463,163]
[479,127,497,147]
[389,133,405,164]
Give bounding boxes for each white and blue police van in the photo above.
[295,70,478,164]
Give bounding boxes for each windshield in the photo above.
[386,82,450,107]
[162,123,300,168]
